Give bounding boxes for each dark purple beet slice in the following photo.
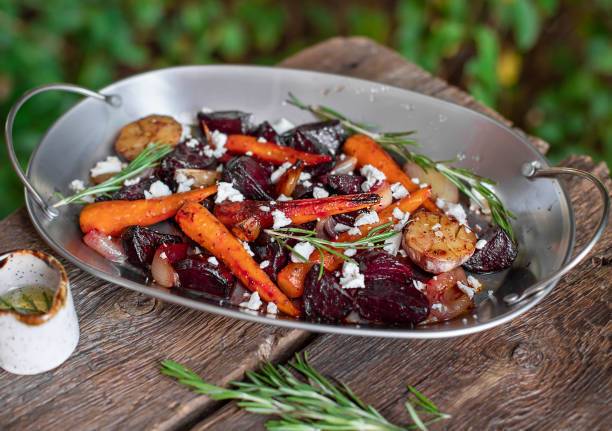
[279,120,347,156]
[198,111,252,134]
[355,281,430,326]
[222,156,274,200]
[253,232,289,281]
[250,121,278,142]
[305,160,334,178]
[121,226,182,268]
[354,249,417,286]
[303,265,354,323]
[463,226,518,273]
[318,174,365,195]
[292,182,314,199]
[156,139,218,186]
[173,255,235,299]
[332,209,368,227]
[110,176,158,201]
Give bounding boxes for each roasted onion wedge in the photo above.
[403,211,476,274]
[115,114,183,160]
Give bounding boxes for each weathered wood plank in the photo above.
[187,155,612,431]
[0,209,311,430]
[281,37,550,155]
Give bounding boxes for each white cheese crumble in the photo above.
[344,248,357,257]
[271,209,292,229]
[259,205,270,212]
[436,198,468,225]
[392,207,405,220]
[185,138,199,148]
[159,251,167,260]
[413,280,426,292]
[302,180,313,188]
[339,261,365,289]
[456,281,475,299]
[431,223,441,231]
[123,176,141,186]
[312,186,329,198]
[69,179,85,192]
[200,106,213,113]
[467,275,482,290]
[291,242,315,263]
[175,171,195,193]
[354,210,379,227]
[207,256,219,266]
[277,194,292,201]
[259,260,270,269]
[257,136,267,143]
[266,301,278,315]
[298,172,312,182]
[383,233,402,256]
[431,303,446,312]
[475,239,488,250]
[419,183,429,189]
[347,227,361,235]
[245,151,253,156]
[240,292,262,310]
[210,130,228,157]
[90,156,123,178]
[241,241,255,256]
[360,164,386,191]
[411,177,420,185]
[270,162,292,184]
[215,182,245,203]
[271,117,295,134]
[144,180,172,199]
[390,182,409,200]
[334,223,352,233]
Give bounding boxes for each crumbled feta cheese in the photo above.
[144,180,172,199]
[347,227,361,235]
[393,207,405,220]
[298,172,312,182]
[257,136,267,143]
[436,198,468,225]
[419,183,429,189]
[159,252,167,260]
[398,249,407,257]
[210,130,228,157]
[383,233,402,255]
[392,208,411,231]
[456,281,475,299]
[411,177,420,185]
[354,210,379,226]
[339,261,365,289]
[175,171,195,193]
[201,106,213,113]
[413,280,426,291]
[360,164,386,191]
[431,223,441,231]
[302,180,313,188]
[241,241,255,256]
[344,248,357,257]
[277,194,292,201]
[467,275,482,290]
[266,301,278,315]
[207,256,219,266]
[271,209,292,229]
[291,242,315,262]
[312,187,329,198]
[431,303,446,312]
[271,117,295,134]
[259,205,270,212]
[123,177,141,186]
[216,164,223,172]
[240,292,262,310]
[270,162,292,184]
[475,239,487,250]
[334,223,352,233]
[259,260,270,269]
[186,138,199,148]
[245,151,253,156]
[215,182,245,203]
[90,156,123,178]
[390,182,409,200]
[69,179,85,192]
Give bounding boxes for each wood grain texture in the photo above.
[192,155,612,431]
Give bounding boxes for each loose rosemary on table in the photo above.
[52,142,173,207]
[161,353,450,431]
[287,93,515,240]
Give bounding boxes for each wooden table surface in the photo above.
[1,37,610,431]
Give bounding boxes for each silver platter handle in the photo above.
[504,162,610,305]
[4,83,121,219]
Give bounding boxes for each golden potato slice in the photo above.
[404,161,459,203]
[402,211,476,274]
[115,115,182,160]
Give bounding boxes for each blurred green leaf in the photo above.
[346,5,390,43]
[215,19,248,60]
[512,0,540,50]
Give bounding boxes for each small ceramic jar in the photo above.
[0,249,79,375]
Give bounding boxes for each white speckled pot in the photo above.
[0,250,79,375]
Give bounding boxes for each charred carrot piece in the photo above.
[276,188,431,298]
[176,202,300,317]
[226,135,332,166]
[79,185,217,236]
[231,216,262,242]
[214,193,380,228]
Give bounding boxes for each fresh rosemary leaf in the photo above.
[161,353,450,431]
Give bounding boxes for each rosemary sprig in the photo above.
[287,94,515,240]
[52,143,173,207]
[161,353,450,431]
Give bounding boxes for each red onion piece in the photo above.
[330,156,357,175]
[83,230,127,263]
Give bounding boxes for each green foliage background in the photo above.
[0,0,610,217]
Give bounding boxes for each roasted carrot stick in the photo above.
[176,202,300,317]
[277,188,431,298]
[79,185,218,236]
[226,135,332,166]
[214,193,380,228]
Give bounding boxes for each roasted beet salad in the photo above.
[65,95,518,327]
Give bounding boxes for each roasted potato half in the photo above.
[403,211,476,274]
[115,115,182,160]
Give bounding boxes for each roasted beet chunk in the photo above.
[157,139,217,186]
[250,121,278,142]
[303,265,354,323]
[222,156,274,200]
[355,250,417,285]
[279,120,347,156]
[355,281,430,326]
[252,233,288,281]
[173,255,235,300]
[111,176,158,201]
[121,226,182,268]
[318,174,365,195]
[198,111,252,134]
[463,226,518,273]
